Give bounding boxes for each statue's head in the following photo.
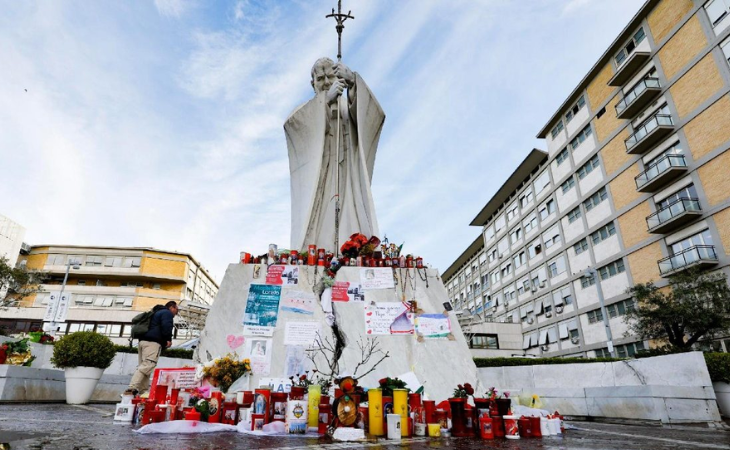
[311,57,336,94]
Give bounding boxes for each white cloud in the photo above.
[153,0,192,18]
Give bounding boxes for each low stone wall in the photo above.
[476,352,720,424]
[0,341,193,402]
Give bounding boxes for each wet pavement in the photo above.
[0,404,728,450]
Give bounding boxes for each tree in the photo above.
[0,256,46,307]
[625,269,730,350]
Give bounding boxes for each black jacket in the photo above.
[140,308,174,347]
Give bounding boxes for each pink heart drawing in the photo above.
[367,330,373,334]
[227,335,245,349]
[366,312,373,316]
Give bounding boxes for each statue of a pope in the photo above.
[285,57,384,252]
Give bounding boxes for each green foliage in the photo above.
[625,269,730,349]
[112,344,193,360]
[51,331,117,369]
[704,353,730,383]
[0,256,47,306]
[474,356,624,368]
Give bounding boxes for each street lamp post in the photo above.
[47,259,80,337]
[585,267,616,358]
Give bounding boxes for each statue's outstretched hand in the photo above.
[327,79,345,105]
[333,63,355,87]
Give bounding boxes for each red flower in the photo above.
[299,375,307,381]
[350,233,368,247]
[379,378,387,386]
[464,383,474,395]
[341,240,360,258]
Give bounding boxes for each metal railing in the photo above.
[646,198,701,230]
[626,113,673,151]
[635,154,686,189]
[658,245,717,275]
[616,77,660,116]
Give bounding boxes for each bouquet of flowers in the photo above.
[201,354,251,393]
[340,233,380,258]
[452,382,475,399]
[486,386,509,400]
[2,338,34,366]
[290,371,314,388]
[378,377,408,397]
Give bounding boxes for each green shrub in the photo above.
[112,344,193,360]
[51,331,117,369]
[474,356,624,368]
[704,353,730,383]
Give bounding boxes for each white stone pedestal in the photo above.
[196,264,479,401]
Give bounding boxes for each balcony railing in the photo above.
[616,77,661,119]
[635,154,687,192]
[646,198,702,233]
[658,245,718,276]
[626,113,674,154]
[608,51,652,86]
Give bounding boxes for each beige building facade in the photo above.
[444,0,730,358]
[1,245,218,345]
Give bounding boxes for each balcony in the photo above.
[608,51,652,86]
[635,154,688,192]
[625,114,674,154]
[658,245,718,276]
[616,78,661,119]
[646,198,702,234]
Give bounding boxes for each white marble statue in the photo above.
[285,57,385,252]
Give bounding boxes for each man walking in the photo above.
[125,301,179,396]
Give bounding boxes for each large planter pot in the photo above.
[713,382,730,417]
[64,366,104,404]
[448,398,471,437]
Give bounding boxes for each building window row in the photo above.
[46,253,142,268]
[577,154,600,180]
[595,341,645,358]
[583,187,609,212]
[565,95,586,124]
[569,124,593,151]
[615,27,646,66]
[590,221,617,245]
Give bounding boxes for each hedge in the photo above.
[704,353,730,383]
[474,356,624,368]
[113,344,193,360]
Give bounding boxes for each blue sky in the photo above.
[0,0,643,281]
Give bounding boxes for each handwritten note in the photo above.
[364,302,414,335]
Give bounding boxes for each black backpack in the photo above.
[130,305,164,341]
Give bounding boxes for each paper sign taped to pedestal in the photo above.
[245,338,272,376]
[281,290,315,315]
[259,377,293,393]
[364,301,414,335]
[284,346,310,378]
[284,321,321,347]
[265,265,299,285]
[360,268,395,290]
[415,314,451,339]
[149,368,200,401]
[243,284,281,336]
[332,281,365,302]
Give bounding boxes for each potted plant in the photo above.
[289,371,313,400]
[706,353,730,417]
[51,331,116,404]
[449,383,474,437]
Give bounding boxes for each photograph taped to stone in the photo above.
[243,284,281,336]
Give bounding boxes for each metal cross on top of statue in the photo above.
[326,0,354,62]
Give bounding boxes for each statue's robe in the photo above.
[285,74,385,252]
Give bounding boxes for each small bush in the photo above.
[704,353,730,383]
[51,331,116,369]
[474,356,624,368]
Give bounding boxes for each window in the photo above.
[488,248,498,262]
[497,237,509,255]
[503,288,516,301]
[104,256,123,267]
[597,342,645,358]
[577,155,600,180]
[153,283,161,290]
[513,251,526,269]
[591,222,617,245]
[517,278,530,295]
[548,256,567,277]
[606,299,636,319]
[95,279,106,287]
[556,148,570,165]
[615,27,646,66]
[723,38,730,65]
[533,171,551,195]
[587,308,604,324]
[470,334,499,349]
[77,280,86,286]
[561,176,575,193]
[485,226,495,242]
[598,259,626,280]
[706,0,730,28]
[500,264,511,277]
[122,257,142,268]
[510,227,522,244]
[569,124,593,151]
[565,95,586,123]
[47,254,66,265]
[539,199,556,221]
[490,270,500,285]
[506,203,519,221]
[528,240,542,259]
[584,187,608,212]
[85,256,103,267]
[657,183,698,210]
[573,238,589,255]
[567,206,582,223]
[553,285,574,306]
[520,190,534,208]
[580,274,597,289]
[669,229,713,256]
[550,120,564,139]
[523,214,538,234]
[542,225,561,249]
